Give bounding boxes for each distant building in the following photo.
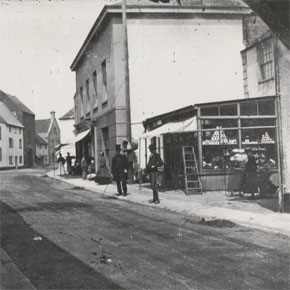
[58,108,76,157]
[35,133,48,166]
[0,90,36,167]
[0,102,24,169]
[35,111,61,165]
[71,0,250,168]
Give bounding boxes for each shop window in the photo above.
[240,101,258,116]
[220,104,237,116]
[258,99,275,115]
[241,118,276,127]
[200,106,219,116]
[242,128,277,169]
[257,38,274,82]
[201,119,238,129]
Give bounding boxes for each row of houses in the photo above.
[70,0,289,195]
[0,90,75,170]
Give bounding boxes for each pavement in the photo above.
[46,170,290,238]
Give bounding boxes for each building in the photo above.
[35,133,48,166]
[0,90,36,167]
[35,111,61,165]
[0,102,24,169]
[58,108,76,157]
[70,0,250,168]
[240,7,290,197]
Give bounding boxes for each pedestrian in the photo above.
[57,153,66,176]
[241,154,259,199]
[97,152,110,177]
[112,144,129,196]
[145,144,163,204]
[81,156,88,180]
[66,153,72,174]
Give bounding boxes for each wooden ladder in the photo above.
[182,146,202,195]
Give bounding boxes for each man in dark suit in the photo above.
[145,144,163,204]
[112,144,129,196]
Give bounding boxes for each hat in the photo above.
[115,144,121,150]
[148,144,155,150]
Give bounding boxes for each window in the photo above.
[9,156,13,165]
[101,59,108,105]
[93,70,98,110]
[80,86,84,117]
[9,138,14,148]
[9,126,11,132]
[257,38,274,82]
[19,156,22,164]
[242,52,249,97]
[0,147,2,161]
[19,139,22,149]
[86,78,90,113]
[19,128,21,134]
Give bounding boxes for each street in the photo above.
[1,169,289,290]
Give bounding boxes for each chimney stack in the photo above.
[50,111,55,120]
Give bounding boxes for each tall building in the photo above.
[71,0,250,168]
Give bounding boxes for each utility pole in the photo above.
[122,0,132,143]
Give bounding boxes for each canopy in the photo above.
[139,117,197,139]
[73,128,90,143]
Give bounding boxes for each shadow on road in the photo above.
[0,201,123,290]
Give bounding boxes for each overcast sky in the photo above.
[0,0,111,120]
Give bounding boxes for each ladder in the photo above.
[182,146,202,195]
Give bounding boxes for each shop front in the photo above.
[140,96,279,193]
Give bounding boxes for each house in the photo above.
[0,90,36,167]
[70,0,250,169]
[0,102,24,169]
[35,133,48,166]
[58,108,76,157]
[240,5,290,195]
[35,111,61,165]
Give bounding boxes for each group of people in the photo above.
[111,143,163,204]
[57,153,73,175]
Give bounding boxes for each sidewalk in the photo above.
[46,171,290,237]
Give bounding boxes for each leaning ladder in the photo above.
[182,146,202,195]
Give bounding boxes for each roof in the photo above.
[35,133,48,145]
[59,108,74,120]
[35,119,51,134]
[243,0,290,48]
[0,102,24,128]
[71,0,249,70]
[0,115,5,123]
[0,90,35,116]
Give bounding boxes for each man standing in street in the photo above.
[66,153,72,175]
[57,153,66,176]
[112,144,129,196]
[145,144,163,204]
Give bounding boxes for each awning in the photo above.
[139,117,197,139]
[74,128,90,143]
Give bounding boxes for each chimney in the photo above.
[50,111,56,120]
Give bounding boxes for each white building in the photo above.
[0,102,24,169]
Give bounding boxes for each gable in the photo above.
[35,119,51,134]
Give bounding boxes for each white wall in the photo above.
[58,119,76,156]
[127,17,245,140]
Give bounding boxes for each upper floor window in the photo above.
[9,137,14,148]
[101,59,108,105]
[86,78,90,113]
[93,70,98,109]
[9,125,11,132]
[19,128,21,134]
[257,38,274,82]
[19,139,22,149]
[80,86,84,116]
[9,156,13,165]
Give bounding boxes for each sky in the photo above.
[0,0,111,120]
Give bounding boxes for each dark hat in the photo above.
[148,144,156,150]
[115,144,121,150]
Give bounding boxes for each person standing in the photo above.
[57,153,66,176]
[66,153,72,175]
[145,144,163,204]
[112,145,129,196]
[241,154,259,199]
[80,156,88,180]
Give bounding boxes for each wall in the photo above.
[276,39,290,191]
[58,119,76,156]
[36,143,48,165]
[0,124,24,168]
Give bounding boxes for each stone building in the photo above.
[71,0,250,168]
[0,90,35,167]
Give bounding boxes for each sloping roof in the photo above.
[71,0,249,70]
[0,102,24,128]
[59,108,74,120]
[0,90,35,116]
[0,115,5,123]
[35,133,48,145]
[35,119,51,134]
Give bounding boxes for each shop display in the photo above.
[202,127,237,145]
